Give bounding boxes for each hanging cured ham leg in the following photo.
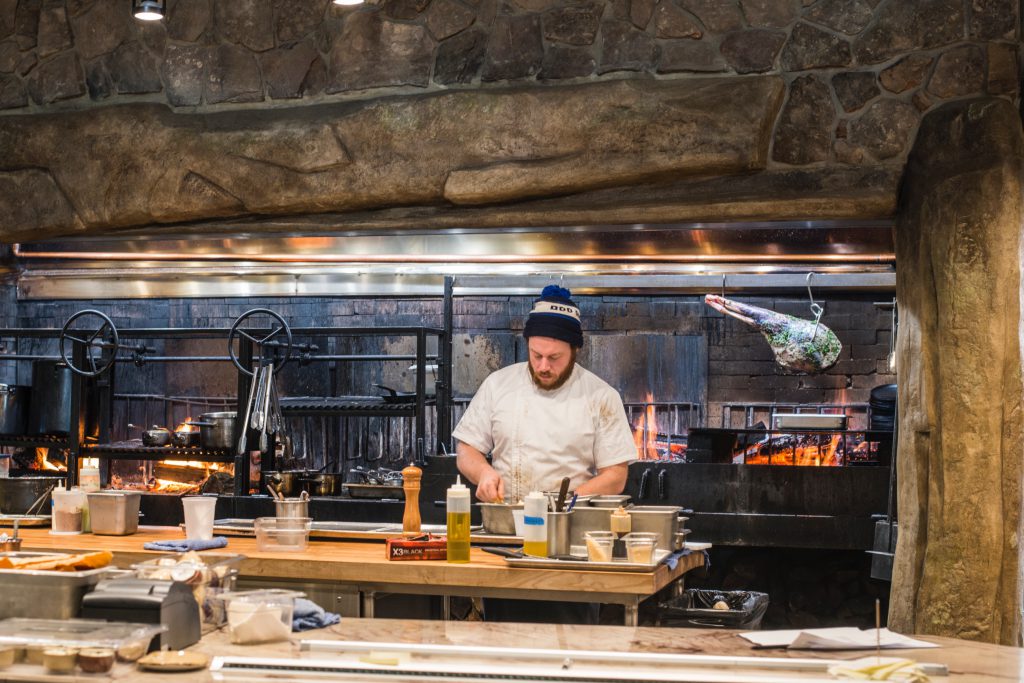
[704,294,842,374]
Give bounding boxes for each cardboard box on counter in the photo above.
[386,535,447,561]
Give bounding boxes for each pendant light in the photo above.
[132,0,165,21]
[333,0,365,5]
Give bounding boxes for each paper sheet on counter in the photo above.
[739,627,939,650]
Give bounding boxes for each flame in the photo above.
[163,460,220,471]
[734,433,843,466]
[632,394,661,460]
[174,418,198,434]
[32,448,66,471]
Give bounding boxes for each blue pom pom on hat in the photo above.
[523,284,584,348]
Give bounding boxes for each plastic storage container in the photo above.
[522,491,548,557]
[87,492,141,535]
[0,618,165,663]
[132,553,242,630]
[254,517,311,552]
[215,589,303,644]
[446,477,470,563]
[658,589,770,629]
[79,467,100,492]
[50,488,87,535]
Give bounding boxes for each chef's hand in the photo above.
[475,469,505,503]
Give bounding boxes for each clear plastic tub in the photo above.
[215,589,303,644]
[132,553,242,630]
[87,491,141,535]
[254,517,311,552]
[623,532,658,564]
[0,618,165,663]
[584,530,614,562]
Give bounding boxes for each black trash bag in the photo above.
[658,589,769,629]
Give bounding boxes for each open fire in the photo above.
[631,397,687,461]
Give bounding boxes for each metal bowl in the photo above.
[478,502,524,535]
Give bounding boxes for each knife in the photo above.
[554,476,570,513]
[481,546,523,558]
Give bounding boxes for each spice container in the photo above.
[51,487,86,534]
[255,516,311,551]
[215,589,303,644]
[87,491,141,535]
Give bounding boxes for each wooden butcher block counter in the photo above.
[18,526,704,625]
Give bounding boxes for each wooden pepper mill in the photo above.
[401,464,422,536]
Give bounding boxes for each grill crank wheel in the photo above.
[227,308,293,377]
[59,309,120,377]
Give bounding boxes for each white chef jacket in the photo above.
[452,362,637,502]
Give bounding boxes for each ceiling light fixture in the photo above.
[333,0,365,5]
[132,0,165,21]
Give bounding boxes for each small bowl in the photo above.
[43,647,78,674]
[77,647,115,674]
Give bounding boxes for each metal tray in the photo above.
[345,483,405,499]
[0,514,51,527]
[0,556,122,620]
[504,549,669,572]
[206,519,485,541]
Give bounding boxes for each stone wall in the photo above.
[0,1,1018,238]
[1,0,1016,161]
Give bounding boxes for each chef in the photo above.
[453,285,637,624]
[454,284,637,504]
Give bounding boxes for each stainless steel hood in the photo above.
[12,220,895,299]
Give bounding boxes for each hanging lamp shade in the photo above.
[132,0,165,21]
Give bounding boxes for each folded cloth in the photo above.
[292,597,341,632]
[662,547,693,571]
[143,537,229,552]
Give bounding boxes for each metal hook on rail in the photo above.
[806,272,824,340]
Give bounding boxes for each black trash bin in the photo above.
[658,589,769,629]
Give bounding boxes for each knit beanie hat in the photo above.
[523,285,584,348]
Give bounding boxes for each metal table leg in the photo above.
[361,591,375,618]
[624,600,639,627]
[442,595,451,620]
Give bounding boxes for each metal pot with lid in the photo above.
[187,412,236,451]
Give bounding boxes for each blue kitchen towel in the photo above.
[143,537,229,552]
[662,548,711,571]
[292,598,341,631]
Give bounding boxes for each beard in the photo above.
[529,349,577,391]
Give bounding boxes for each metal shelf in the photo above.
[0,434,70,448]
[82,441,234,463]
[279,396,434,417]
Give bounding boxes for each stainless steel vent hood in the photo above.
[12,220,894,299]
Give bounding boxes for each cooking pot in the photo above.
[269,470,309,498]
[311,473,343,497]
[478,502,525,535]
[131,424,171,447]
[0,476,64,515]
[0,385,29,435]
[188,412,236,451]
[171,429,200,448]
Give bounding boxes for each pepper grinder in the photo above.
[401,464,422,536]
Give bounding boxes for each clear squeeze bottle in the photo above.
[522,491,548,557]
[446,476,471,563]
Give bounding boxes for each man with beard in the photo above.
[454,284,636,507]
[452,285,636,624]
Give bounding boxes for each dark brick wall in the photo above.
[0,288,894,423]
